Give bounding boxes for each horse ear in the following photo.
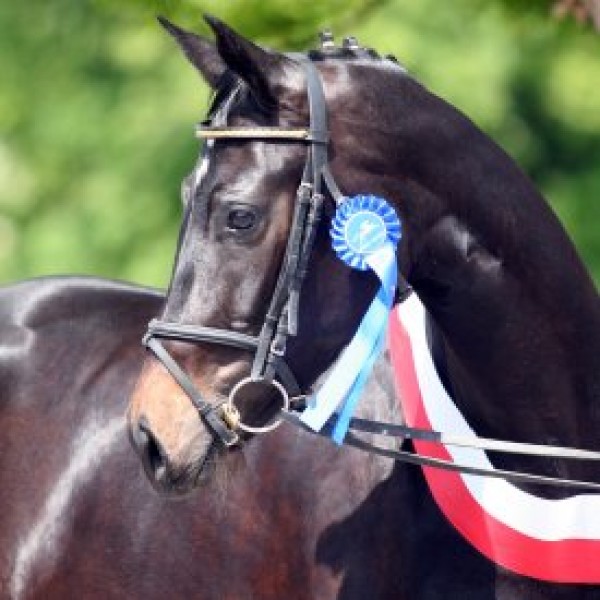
[204,15,299,108]
[158,16,226,89]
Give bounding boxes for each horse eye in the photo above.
[227,208,257,231]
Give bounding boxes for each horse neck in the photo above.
[381,105,600,452]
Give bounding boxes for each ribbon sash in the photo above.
[300,242,397,442]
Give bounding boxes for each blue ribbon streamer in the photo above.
[300,242,398,443]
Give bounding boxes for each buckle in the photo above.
[269,340,286,357]
[204,410,239,447]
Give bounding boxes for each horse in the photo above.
[0,24,408,600]
[125,16,600,600]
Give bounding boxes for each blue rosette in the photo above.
[331,195,401,271]
[301,194,402,444]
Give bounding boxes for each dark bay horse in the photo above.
[124,17,600,600]
[2,16,599,600]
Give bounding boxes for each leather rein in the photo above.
[142,57,600,492]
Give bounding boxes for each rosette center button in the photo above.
[344,212,387,255]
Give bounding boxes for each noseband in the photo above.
[142,59,343,447]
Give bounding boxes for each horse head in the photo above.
[127,17,391,493]
[128,16,600,497]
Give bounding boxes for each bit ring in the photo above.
[226,377,290,434]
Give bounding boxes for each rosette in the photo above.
[300,194,403,444]
[330,195,401,271]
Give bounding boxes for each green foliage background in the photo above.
[1,0,598,289]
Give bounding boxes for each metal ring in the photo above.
[226,377,290,434]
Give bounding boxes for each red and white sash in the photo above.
[388,293,600,583]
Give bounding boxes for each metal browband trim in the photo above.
[195,126,328,144]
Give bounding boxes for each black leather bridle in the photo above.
[141,46,600,492]
[142,58,343,447]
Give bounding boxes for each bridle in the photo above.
[142,57,343,447]
[141,47,600,492]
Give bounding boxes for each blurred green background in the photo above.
[1,0,599,289]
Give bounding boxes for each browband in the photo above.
[195,125,328,144]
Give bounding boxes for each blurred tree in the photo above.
[0,0,382,286]
[496,0,600,30]
[553,0,600,30]
[94,0,385,47]
[0,0,598,288]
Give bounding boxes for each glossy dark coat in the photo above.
[1,278,404,599]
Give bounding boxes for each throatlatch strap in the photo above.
[322,165,344,205]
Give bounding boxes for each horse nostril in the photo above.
[135,417,168,482]
[146,434,167,479]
